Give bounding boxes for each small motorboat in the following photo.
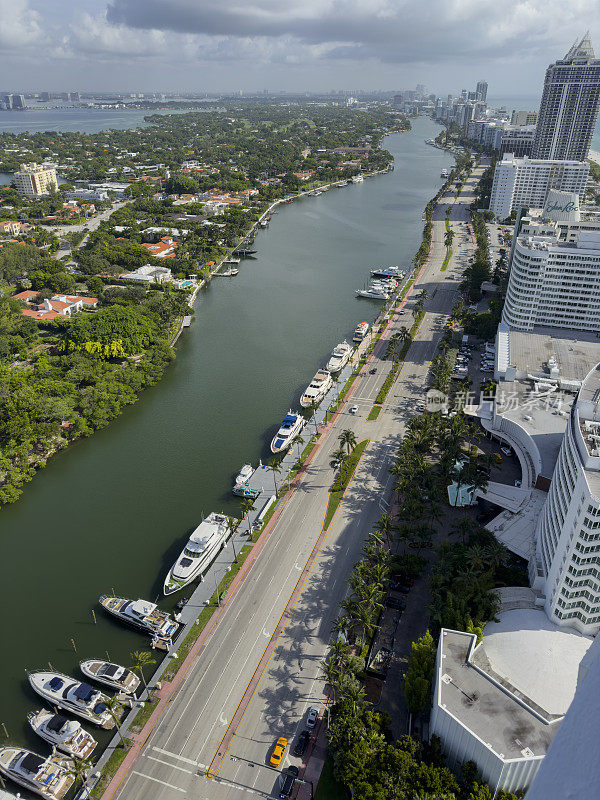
[28,709,97,758]
[80,659,140,695]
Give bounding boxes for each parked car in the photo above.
[390,581,410,593]
[393,575,414,586]
[500,446,512,456]
[385,595,406,610]
[279,766,300,798]
[270,737,288,768]
[306,706,319,729]
[293,730,310,757]
[514,479,522,487]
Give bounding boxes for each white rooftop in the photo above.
[481,609,592,716]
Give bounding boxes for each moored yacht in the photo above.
[235,464,253,485]
[0,747,74,799]
[326,341,352,373]
[300,370,333,408]
[353,322,369,342]
[27,709,97,758]
[270,411,306,454]
[80,659,140,695]
[164,512,230,595]
[28,672,114,728]
[370,266,405,279]
[356,286,390,300]
[351,175,364,183]
[99,596,180,646]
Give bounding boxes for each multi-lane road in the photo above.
[111,162,487,800]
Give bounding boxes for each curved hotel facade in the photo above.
[532,365,600,633]
[502,228,600,332]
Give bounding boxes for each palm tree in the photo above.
[66,756,95,792]
[241,497,256,536]
[267,457,282,496]
[320,657,341,703]
[416,288,429,303]
[130,650,156,701]
[373,513,396,547]
[330,447,347,474]
[338,429,357,455]
[294,434,306,466]
[105,693,127,747]
[308,400,320,432]
[225,516,239,562]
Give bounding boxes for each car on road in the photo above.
[306,706,319,729]
[369,368,377,374]
[500,446,512,456]
[293,730,310,757]
[349,405,359,414]
[270,737,288,767]
[514,479,522,488]
[279,766,300,798]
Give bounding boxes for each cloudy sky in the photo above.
[0,0,599,96]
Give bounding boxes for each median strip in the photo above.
[324,440,369,530]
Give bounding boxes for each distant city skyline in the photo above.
[0,1,598,94]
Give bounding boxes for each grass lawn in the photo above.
[315,754,346,800]
[90,741,132,799]
[367,406,381,421]
[324,440,368,530]
[440,247,452,271]
[129,697,159,734]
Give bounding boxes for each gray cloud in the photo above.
[105,0,600,65]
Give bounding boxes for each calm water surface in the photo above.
[0,116,453,747]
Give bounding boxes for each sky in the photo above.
[0,0,599,95]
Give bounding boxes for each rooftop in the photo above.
[479,609,592,716]
[438,629,560,761]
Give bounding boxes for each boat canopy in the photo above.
[73,683,95,702]
[21,753,45,773]
[131,599,156,616]
[282,414,297,425]
[48,677,64,691]
[47,715,69,733]
[99,664,119,677]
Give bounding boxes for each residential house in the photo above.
[140,236,178,258]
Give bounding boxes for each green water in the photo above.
[0,117,453,748]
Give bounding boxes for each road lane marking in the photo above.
[132,771,187,793]
[152,747,206,769]
[147,755,193,774]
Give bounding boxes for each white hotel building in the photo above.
[502,225,600,332]
[531,364,600,633]
[488,154,588,220]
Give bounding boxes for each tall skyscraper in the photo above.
[476,80,488,102]
[532,33,600,161]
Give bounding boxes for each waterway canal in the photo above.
[0,116,453,746]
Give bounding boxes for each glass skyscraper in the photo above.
[532,33,600,161]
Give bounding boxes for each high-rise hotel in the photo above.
[489,35,600,219]
[533,33,600,161]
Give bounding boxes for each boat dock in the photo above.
[182,316,192,327]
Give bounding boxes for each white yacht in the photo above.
[0,748,74,799]
[326,341,352,373]
[270,411,306,454]
[28,671,114,728]
[164,512,229,595]
[27,710,97,758]
[353,322,369,342]
[356,287,390,300]
[351,175,364,183]
[300,370,333,408]
[99,596,180,646]
[80,659,140,695]
[235,464,253,485]
[370,266,404,279]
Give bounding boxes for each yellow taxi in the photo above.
[269,736,288,767]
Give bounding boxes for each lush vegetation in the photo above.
[326,436,368,529]
[461,211,491,300]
